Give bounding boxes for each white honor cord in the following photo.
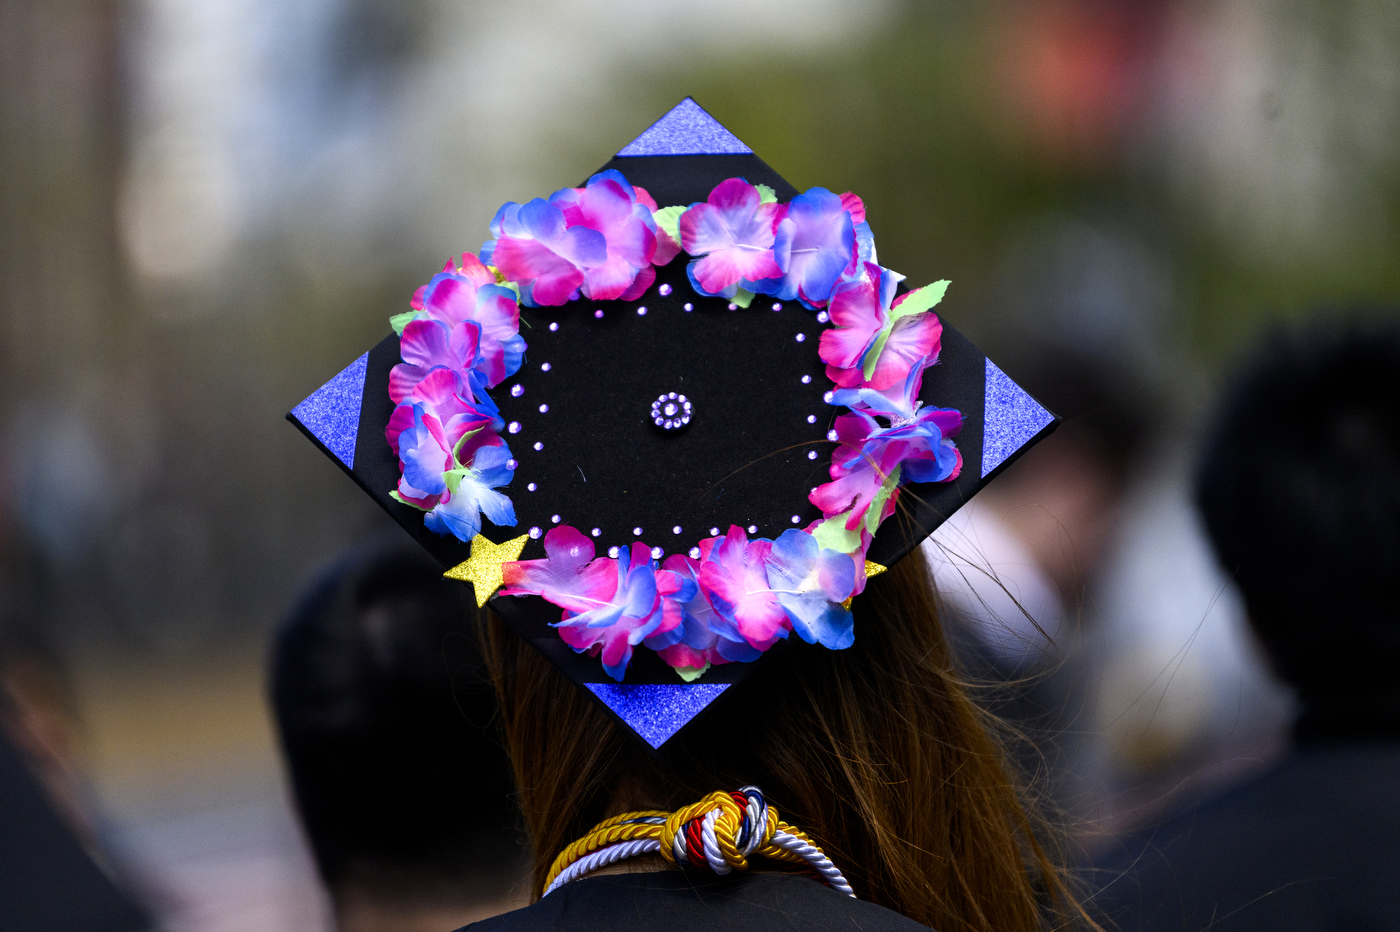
[543,838,661,896]
[543,831,854,899]
[769,830,855,897]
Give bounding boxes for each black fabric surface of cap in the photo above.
[457,871,933,931]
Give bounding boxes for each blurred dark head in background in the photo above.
[270,540,523,929]
[977,344,1158,602]
[1196,316,1400,701]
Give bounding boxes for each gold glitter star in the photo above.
[444,533,530,608]
[842,560,889,610]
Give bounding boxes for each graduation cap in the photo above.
[289,98,1056,750]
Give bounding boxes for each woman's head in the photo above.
[484,544,1078,932]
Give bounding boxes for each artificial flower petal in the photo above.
[699,525,790,649]
[679,178,785,297]
[761,187,857,309]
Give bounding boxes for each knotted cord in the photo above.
[542,786,854,898]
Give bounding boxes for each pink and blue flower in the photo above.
[406,255,525,388]
[766,529,856,649]
[678,178,786,299]
[755,187,861,310]
[698,525,791,652]
[484,172,665,307]
[501,529,675,680]
[551,170,661,302]
[483,198,608,306]
[424,442,517,540]
[820,264,946,391]
[651,551,761,670]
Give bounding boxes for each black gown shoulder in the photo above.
[460,871,933,932]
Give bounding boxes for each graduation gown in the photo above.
[460,870,932,932]
[1094,702,1400,932]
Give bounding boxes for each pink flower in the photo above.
[808,412,910,535]
[755,187,859,309]
[820,264,945,391]
[412,257,525,387]
[484,198,607,306]
[551,170,661,301]
[500,529,665,681]
[679,178,786,298]
[405,367,502,450]
[698,526,790,651]
[652,551,762,670]
[484,172,662,306]
[389,318,480,403]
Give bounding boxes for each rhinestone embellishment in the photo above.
[650,392,693,431]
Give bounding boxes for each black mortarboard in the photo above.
[289,99,1056,749]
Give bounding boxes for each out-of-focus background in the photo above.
[1,0,1398,928]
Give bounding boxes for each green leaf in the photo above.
[653,205,685,245]
[861,280,952,381]
[442,467,467,495]
[732,287,755,309]
[389,491,429,512]
[389,310,420,336]
[811,513,863,553]
[675,663,710,683]
[891,279,950,322]
[862,464,903,536]
[755,184,778,204]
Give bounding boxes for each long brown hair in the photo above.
[483,545,1087,931]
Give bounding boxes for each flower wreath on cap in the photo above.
[385,170,962,683]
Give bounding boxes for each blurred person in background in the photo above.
[1,606,152,932]
[1095,315,1400,931]
[271,540,528,932]
[927,346,1155,817]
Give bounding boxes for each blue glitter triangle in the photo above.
[981,357,1054,479]
[616,98,752,157]
[291,352,369,469]
[585,682,730,748]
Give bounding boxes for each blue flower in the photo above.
[754,187,858,309]
[424,442,517,541]
[765,529,856,650]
